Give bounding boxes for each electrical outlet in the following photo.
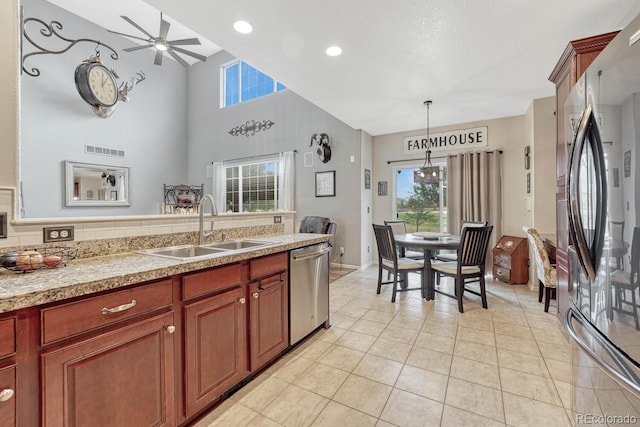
[274,215,282,224]
[43,226,74,243]
[340,247,345,256]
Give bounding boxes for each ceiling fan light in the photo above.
[233,20,253,34]
[155,41,168,51]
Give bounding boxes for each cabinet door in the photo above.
[0,364,16,427]
[184,287,247,418]
[249,272,288,371]
[42,312,176,427]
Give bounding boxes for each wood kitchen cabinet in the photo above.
[549,31,617,320]
[492,236,528,285]
[40,279,177,427]
[182,264,248,418]
[0,315,16,427]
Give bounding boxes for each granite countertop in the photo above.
[0,233,330,313]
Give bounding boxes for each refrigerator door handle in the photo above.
[566,307,640,394]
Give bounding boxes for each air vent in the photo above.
[85,145,125,158]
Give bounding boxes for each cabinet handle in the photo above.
[252,292,259,299]
[166,325,176,334]
[239,298,246,304]
[101,299,137,315]
[0,388,14,402]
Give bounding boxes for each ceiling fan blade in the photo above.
[120,15,154,39]
[107,29,149,42]
[167,50,190,68]
[167,37,201,46]
[159,18,171,40]
[154,49,164,66]
[171,46,208,63]
[124,45,152,52]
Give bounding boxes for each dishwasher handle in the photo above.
[292,247,331,262]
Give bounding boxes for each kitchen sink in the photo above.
[203,240,273,251]
[138,240,277,260]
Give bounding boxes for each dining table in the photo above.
[394,232,460,300]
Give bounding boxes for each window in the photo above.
[225,160,278,213]
[212,152,295,213]
[222,61,287,107]
[393,163,448,233]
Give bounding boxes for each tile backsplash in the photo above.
[0,188,294,256]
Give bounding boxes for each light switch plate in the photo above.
[43,226,74,243]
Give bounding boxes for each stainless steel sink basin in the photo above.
[138,245,227,260]
[138,240,277,260]
[203,240,273,251]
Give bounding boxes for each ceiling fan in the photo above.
[108,13,207,67]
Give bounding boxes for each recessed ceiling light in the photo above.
[233,20,253,34]
[325,46,342,57]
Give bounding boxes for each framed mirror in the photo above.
[65,161,130,207]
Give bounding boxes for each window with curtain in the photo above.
[212,151,294,213]
[222,61,287,107]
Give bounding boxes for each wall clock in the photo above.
[74,56,118,108]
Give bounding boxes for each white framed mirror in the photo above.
[65,161,130,207]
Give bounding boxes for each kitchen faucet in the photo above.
[199,194,218,244]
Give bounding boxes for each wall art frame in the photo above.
[315,170,336,197]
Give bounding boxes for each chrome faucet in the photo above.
[199,194,218,245]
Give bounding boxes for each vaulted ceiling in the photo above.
[51,0,640,135]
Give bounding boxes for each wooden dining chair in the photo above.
[610,226,640,330]
[611,220,625,270]
[523,226,557,312]
[431,225,493,313]
[384,220,423,259]
[372,224,424,303]
[435,220,488,286]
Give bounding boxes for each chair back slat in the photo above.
[384,220,408,235]
[373,224,398,265]
[458,225,493,268]
[630,227,640,284]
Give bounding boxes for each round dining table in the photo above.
[394,233,460,300]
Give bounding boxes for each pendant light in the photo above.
[420,100,433,177]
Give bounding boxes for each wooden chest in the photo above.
[492,235,529,285]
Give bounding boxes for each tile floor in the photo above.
[194,266,573,427]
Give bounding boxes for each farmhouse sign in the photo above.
[403,126,488,155]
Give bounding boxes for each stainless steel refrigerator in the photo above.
[565,11,640,423]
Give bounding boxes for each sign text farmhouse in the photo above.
[403,126,488,155]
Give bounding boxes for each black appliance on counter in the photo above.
[564,11,640,422]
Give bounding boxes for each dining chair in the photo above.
[384,220,423,259]
[611,220,625,270]
[372,224,424,303]
[435,220,488,262]
[610,226,640,330]
[430,225,494,313]
[523,226,557,312]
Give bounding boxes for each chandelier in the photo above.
[420,100,434,178]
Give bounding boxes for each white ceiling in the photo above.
[49,0,640,136]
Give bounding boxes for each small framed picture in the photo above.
[364,169,371,189]
[526,172,531,194]
[315,171,336,197]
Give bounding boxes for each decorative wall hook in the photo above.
[310,133,332,163]
[22,16,119,77]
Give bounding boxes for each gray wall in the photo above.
[21,0,188,217]
[187,52,364,265]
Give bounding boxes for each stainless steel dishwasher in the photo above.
[289,243,331,345]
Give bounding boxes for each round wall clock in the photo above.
[74,58,118,108]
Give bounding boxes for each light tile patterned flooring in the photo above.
[194,266,573,427]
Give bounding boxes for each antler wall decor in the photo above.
[92,71,146,118]
[310,133,332,163]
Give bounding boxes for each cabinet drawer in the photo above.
[493,266,511,283]
[183,263,243,301]
[494,253,512,269]
[0,317,16,359]
[0,364,16,426]
[250,252,287,280]
[41,279,173,345]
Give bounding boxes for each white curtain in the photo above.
[211,161,226,213]
[447,151,502,265]
[278,151,295,211]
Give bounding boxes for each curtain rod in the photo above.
[386,150,503,165]
[213,149,297,164]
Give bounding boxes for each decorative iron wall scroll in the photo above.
[228,120,275,137]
